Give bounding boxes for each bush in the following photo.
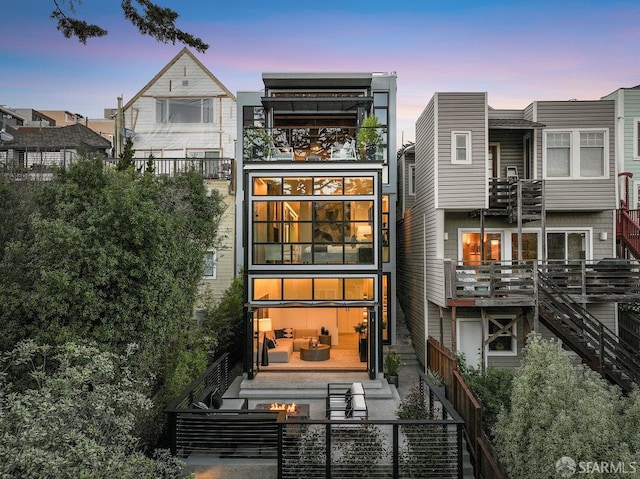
[493,334,637,479]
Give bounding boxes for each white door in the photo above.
[458,320,483,369]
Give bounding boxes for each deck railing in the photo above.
[488,178,544,222]
[243,126,387,162]
[130,157,234,179]
[617,208,640,259]
[427,336,510,479]
[446,260,640,303]
[447,261,536,301]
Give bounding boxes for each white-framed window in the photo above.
[633,118,640,160]
[546,229,591,261]
[156,98,214,123]
[203,249,217,278]
[543,129,608,179]
[408,164,416,195]
[451,131,472,164]
[486,316,517,356]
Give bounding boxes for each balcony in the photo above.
[130,157,234,179]
[243,126,387,163]
[485,178,544,223]
[445,259,640,307]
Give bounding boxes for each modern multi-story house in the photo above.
[121,48,237,303]
[398,92,640,384]
[235,72,397,379]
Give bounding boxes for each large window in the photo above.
[156,98,214,123]
[544,129,608,179]
[251,175,376,266]
[461,232,502,264]
[252,276,375,301]
[547,231,589,261]
[451,131,472,164]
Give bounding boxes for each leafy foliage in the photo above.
[201,274,244,362]
[0,156,224,383]
[0,340,188,478]
[493,334,640,479]
[50,0,208,51]
[458,361,514,440]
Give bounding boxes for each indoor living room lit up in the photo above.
[254,307,369,371]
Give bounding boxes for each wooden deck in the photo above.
[446,260,640,307]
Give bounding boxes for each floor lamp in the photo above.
[259,317,272,366]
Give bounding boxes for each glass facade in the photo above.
[251,175,377,265]
[252,276,375,302]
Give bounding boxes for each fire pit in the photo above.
[268,402,299,413]
[255,402,310,419]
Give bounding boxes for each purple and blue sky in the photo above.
[3,0,640,144]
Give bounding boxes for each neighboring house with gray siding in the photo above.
[397,91,637,372]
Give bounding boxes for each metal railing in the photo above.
[129,157,234,179]
[427,336,510,479]
[243,126,387,162]
[166,369,465,478]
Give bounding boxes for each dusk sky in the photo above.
[3,0,640,144]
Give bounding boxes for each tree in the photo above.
[0,340,188,478]
[50,0,209,52]
[493,334,638,479]
[0,155,225,380]
[201,274,244,361]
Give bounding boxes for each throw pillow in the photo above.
[283,327,294,338]
[274,329,285,339]
[267,338,277,349]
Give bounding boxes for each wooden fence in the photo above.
[427,336,509,479]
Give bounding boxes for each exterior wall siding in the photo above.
[621,90,640,207]
[437,93,487,209]
[534,101,616,210]
[124,52,236,159]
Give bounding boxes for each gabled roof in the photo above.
[123,48,236,111]
[6,123,112,150]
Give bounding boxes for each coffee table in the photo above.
[300,344,330,361]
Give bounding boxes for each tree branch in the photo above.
[49,0,209,52]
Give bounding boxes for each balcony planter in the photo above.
[356,115,382,161]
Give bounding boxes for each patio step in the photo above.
[236,373,395,400]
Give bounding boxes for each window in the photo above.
[544,129,608,179]
[547,231,589,261]
[408,164,416,195]
[451,131,471,164]
[486,317,517,355]
[156,98,214,123]
[251,175,376,266]
[633,119,640,160]
[203,249,217,278]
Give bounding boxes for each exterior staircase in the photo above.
[617,207,640,259]
[537,270,640,393]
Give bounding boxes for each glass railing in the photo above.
[243,126,387,162]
